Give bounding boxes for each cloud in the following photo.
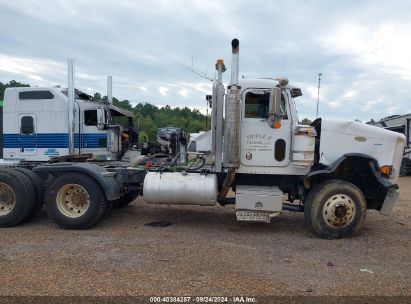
[343,90,357,99]
[158,86,169,96]
[320,22,411,80]
[179,89,189,97]
[0,54,64,83]
[1,0,411,122]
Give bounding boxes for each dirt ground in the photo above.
[0,178,410,297]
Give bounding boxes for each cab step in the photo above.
[235,210,272,223]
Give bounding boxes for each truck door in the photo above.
[80,109,109,156]
[18,114,37,156]
[240,89,291,167]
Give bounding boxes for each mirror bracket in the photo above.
[97,108,105,130]
[267,86,284,128]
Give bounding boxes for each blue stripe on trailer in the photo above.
[2,133,107,148]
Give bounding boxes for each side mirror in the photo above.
[97,108,105,130]
[269,87,283,117]
[267,87,283,128]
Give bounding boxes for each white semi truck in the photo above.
[0,39,405,239]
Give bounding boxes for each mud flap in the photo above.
[380,188,400,216]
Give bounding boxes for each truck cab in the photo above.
[1,87,137,162]
[237,78,315,176]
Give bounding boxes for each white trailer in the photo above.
[0,39,405,239]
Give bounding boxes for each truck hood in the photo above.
[316,118,406,183]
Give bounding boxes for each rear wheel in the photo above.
[13,167,45,219]
[304,179,366,239]
[112,191,139,209]
[0,169,36,227]
[45,172,108,229]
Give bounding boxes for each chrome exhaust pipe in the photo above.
[223,38,241,168]
[230,38,240,86]
[107,76,113,104]
[219,39,241,203]
[67,58,75,155]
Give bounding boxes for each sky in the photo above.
[0,0,410,122]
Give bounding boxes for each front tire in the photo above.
[45,172,108,229]
[304,179,366,239]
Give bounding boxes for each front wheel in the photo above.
[45,172,108,229]
[304,179,366,239]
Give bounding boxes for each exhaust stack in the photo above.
[107,76,113,104]
[222,38,241,168]
[211,59,226,172]
[230,38,240,85]
[67,58,75,155]
[219,38,241,202]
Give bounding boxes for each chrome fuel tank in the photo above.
[143,172,218,206]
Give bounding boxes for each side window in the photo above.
[84,110,97,126]
[244,92,270,118]
[21,116,34,135]
[244,91,288,119]
[19,91,54,100]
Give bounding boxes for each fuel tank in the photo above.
[143,172,218,206]
[292,125,316,168]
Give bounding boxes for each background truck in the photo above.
[0,39,405,239]
[372,114,411,175]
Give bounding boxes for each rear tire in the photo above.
[0,169,36,227]
[304,179,366,239]
[112,191,139,209]
[45,172,108,229]
[13,167,45,219]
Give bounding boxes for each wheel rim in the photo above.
[0,182,16,216]
[322,194,356,228]
[56,184,90,218]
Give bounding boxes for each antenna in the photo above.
[316,72,322,118]
[187,57,213,81]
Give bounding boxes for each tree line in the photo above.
[92,92,207,141]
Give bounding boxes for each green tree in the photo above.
[300,118,312,125]
[93,92,102,101]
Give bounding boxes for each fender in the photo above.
[307,153,396,190]
[33,162,120,201]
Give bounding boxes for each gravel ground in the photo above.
[0,178,410,297]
